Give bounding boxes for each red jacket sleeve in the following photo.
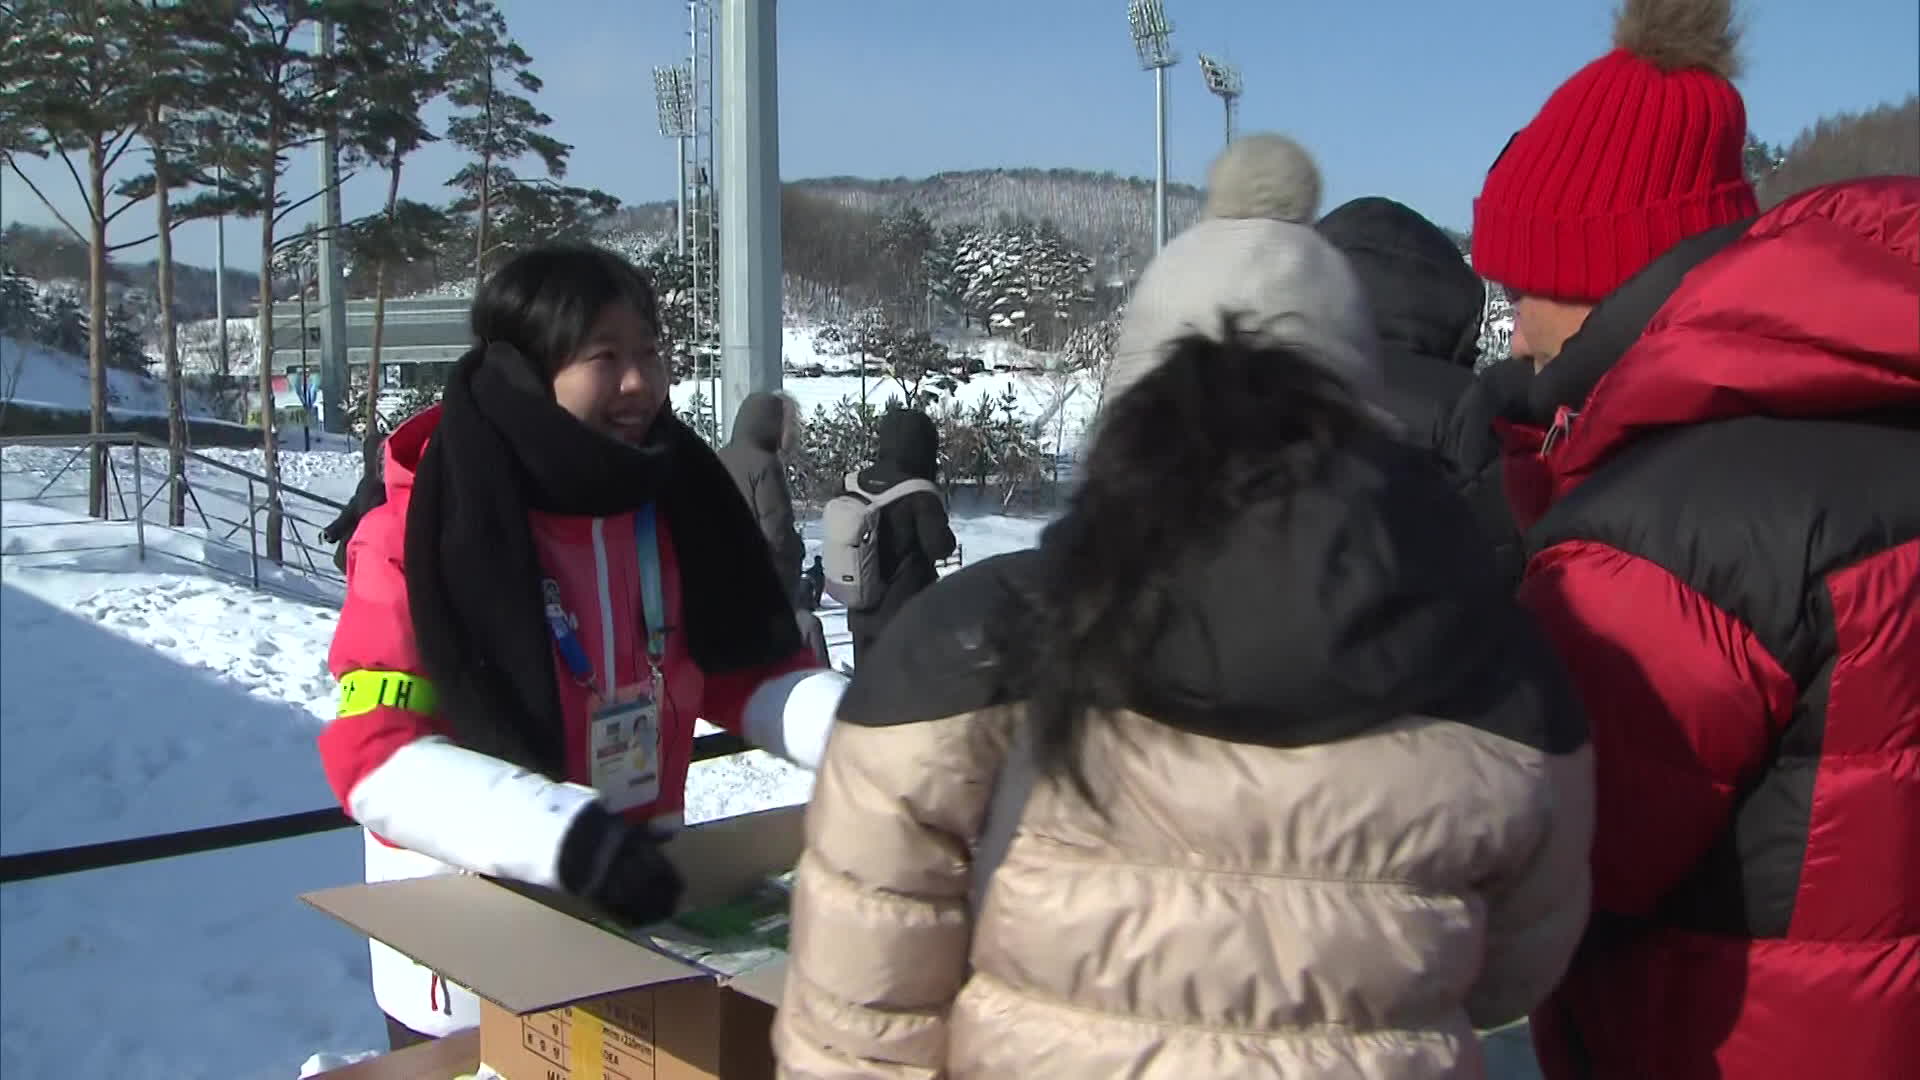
[1518,539,1797,916]
[701,647,824,737]
[1494,418,1554,534]
[318,501,442,810]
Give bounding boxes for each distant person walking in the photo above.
[718,391,831,666]
[837,407,954,664]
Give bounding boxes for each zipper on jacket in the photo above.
[1539,404,1578,458]
[591,518,616,694]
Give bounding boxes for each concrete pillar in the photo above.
[717,0,783,439]
[315,19,351,434]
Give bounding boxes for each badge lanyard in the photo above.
[633,503,668,686]
[542,506,668,698]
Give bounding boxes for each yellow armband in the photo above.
[338,670,439,718]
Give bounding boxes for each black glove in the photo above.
[557,804,685,926]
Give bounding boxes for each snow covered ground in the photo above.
[0,442,1048,1078]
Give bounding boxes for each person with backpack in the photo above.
[824,406,954,663]
[774,135,1593,1080]
[318,243,846,1051]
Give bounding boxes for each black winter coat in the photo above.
[847,408,955,646]
[1318,197,1526,588]
[1316,197,1484,452]
[1436,357,1536,591]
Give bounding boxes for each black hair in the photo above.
[997,318,1378,807]
[469,243,661,377]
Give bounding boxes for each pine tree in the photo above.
[342,2,458,438]
[125,0,236,525]
[876,207,935,327]
[44,293,89,356]
[923,225,969,327]
[0,270,44,341]
[196,0,387,561]
[1744,131,1781,189]
[441,0,569,282]
[105,304,148,374]
[882,330,970,407]
[1,0,150,516]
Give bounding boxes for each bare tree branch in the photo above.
[3,160,89,242]
[58,149,93,214]
[103,126,141,175]
[106,232,160,253]
[271,170,361,224]
[272,221,348,251]
[103,193,146,227]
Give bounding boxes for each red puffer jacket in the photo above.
[1518,178,1920,1078]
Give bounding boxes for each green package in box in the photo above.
[670,871,794,951]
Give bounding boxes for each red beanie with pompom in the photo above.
[1472,0,1758,302]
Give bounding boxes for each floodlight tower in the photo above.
[687,0,722,441]
[652,64,693,257]
[1128,0,1177,252]
[1198,53,1242,148]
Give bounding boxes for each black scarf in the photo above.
[404,343,801,777]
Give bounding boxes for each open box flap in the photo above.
[723,956,789,1007]
[302,875,708,1014]
[660,804,806,910]
[302,805,806,1014]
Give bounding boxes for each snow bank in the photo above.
[2,336,219,418]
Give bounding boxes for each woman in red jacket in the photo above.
[318,243,844,1049]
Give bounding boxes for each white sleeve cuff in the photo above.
[742,669,847,771]
[347,736,601,889]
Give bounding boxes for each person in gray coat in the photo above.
[718,392,806,584]
[719,391,829,665]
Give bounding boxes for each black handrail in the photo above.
[0,731,754,885]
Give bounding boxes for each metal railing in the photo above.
[0,732,754,884]
[0,432,349,598]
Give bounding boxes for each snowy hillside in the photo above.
[671,324,1099,451]
[1,337,221,419]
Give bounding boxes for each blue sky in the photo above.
[3,0,1915,273]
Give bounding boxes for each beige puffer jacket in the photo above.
[774,437,1595,1080]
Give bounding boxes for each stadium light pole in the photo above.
[1128,0,1177,252]
[653,64,694,257]
[1198,53,1241,148]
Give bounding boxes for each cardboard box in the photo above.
[311,1030,479,1079]
[303,806,803,1080]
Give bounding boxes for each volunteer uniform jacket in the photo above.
[319,406,839,1037]
[776,433,1596,1079]
[1512,178,1920,1079]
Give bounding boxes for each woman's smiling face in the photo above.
[549,302,668,445]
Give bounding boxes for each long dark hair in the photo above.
[470,243,660,378]
[1000,319,1377,805]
